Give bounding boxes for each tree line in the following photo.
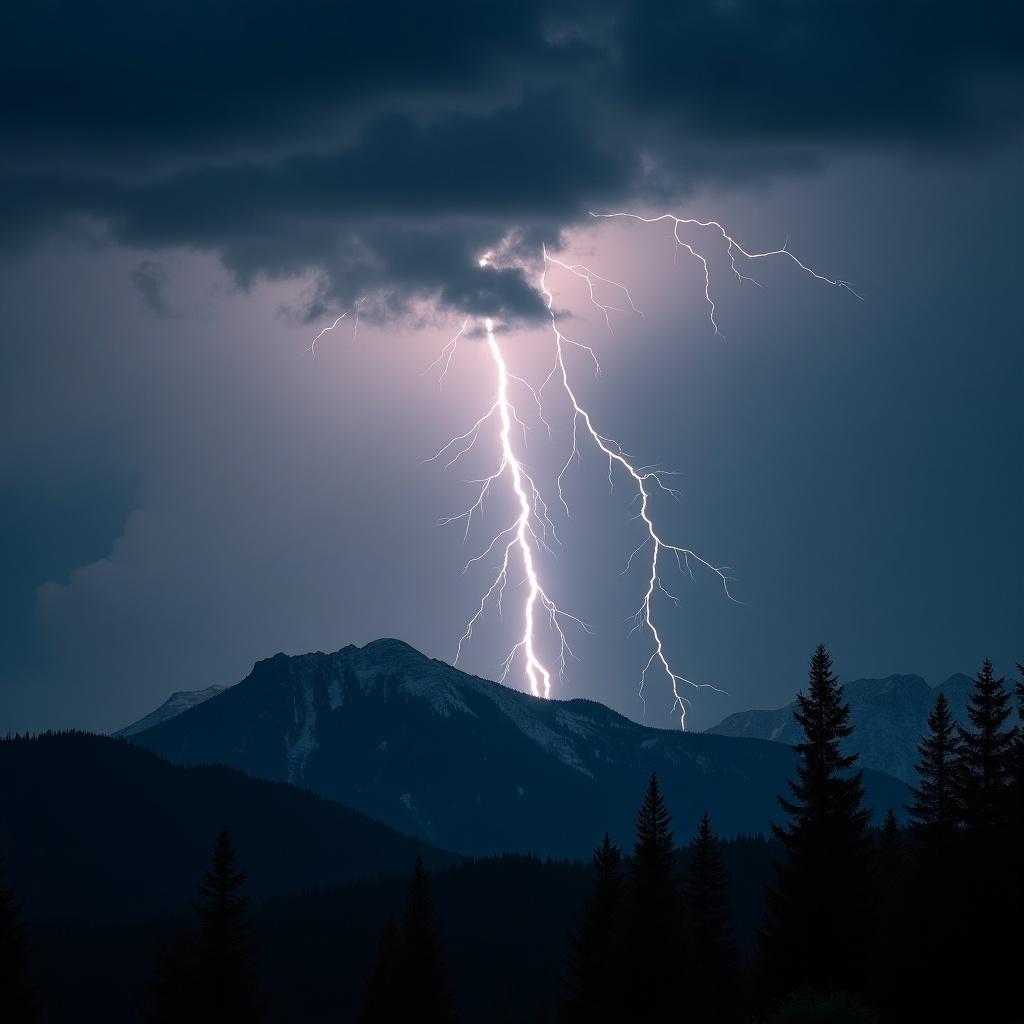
[2,647,1022,1021]
[559,648,1024,1021]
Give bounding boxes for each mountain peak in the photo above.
[358,637,423,656]
[125,640,907,857]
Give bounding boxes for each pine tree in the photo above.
[360,860,456,1022]
[624,773,677,1019]
[907,691,962,841]
[958,659,1015,833]
[760,645,873,1000]
[0,867,37,1023]
[903,696,964,1017]
[955,661,1017,1016]
[679,813,736,1023]
[145,829,262,1023]
[561,833,625,1023]
[1010,664,1024,836]
[869,810,906,1011]
[1013,665,1024,926]
[875,810,904,916]
[874,809,905,899]
[401,857,457,1023]
[359,914,403,1023]
[192,829,262,1021]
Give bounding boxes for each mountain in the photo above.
[128,638,908,857]
[115,684,226,736]
[0,731,455,924]
[707,672,975,782]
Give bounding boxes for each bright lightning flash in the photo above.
[426,319,589,698]
[422,213,851,726]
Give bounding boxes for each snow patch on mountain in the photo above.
[114,686,226,737]
[401,675,477,718]
[554,708,601,739]
[469,679,592,776]
[285,675,319,783]
[327,678,345,710]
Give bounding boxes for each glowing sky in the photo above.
[1,2,1022,732]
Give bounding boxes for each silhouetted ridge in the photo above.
[128,640,907,857]
[0,731,456,924]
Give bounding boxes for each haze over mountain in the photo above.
[126,638,908,857]
[708,672,975,782]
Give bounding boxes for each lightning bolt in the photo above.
[590,211,861,335]
[308,297,364,357]
[420,317,469,389]
[401,212,853,726]
[426,319,589,697]
[537,248,734,727]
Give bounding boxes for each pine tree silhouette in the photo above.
[192,829,262,1021]
[359,913,403,1023]
[905,688,963,1002]
[875,810,904,907]
[0,866,37,1023]
[869,810,907,1012]
[679,812,736,1023]
[954,661,1018,1015]
[903,692,969,1017]
[908,691,962,841]
[1013,665,1024,932]
[1014,664,1024,824]
[401,856,457,1023]
[957,659,1014,834]
[624,773,678,1019]
[760,645,873,1001]
[561,833,625,1023]
[145,829,262,1023]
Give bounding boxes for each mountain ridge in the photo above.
[128,638,908,857]
[707,671,976,782]
[115,684,226,737]
[0,730,456,924]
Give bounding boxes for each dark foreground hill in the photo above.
[28,839,778,1023]
[0,731,455,924]
[129,638,908,856]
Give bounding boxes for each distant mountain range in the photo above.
[125,638,908,857]
[708,672,975,782]
[115,684,226,736]
[118,665,979,786]
[0,731,455,923]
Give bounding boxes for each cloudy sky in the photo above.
[2,0,1022,734]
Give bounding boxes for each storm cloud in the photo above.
[3,0,1022,320]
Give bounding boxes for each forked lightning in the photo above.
[328,212,853,726]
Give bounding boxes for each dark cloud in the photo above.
[2,0,1021,319]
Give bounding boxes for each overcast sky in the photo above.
[2,1,1022,734]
